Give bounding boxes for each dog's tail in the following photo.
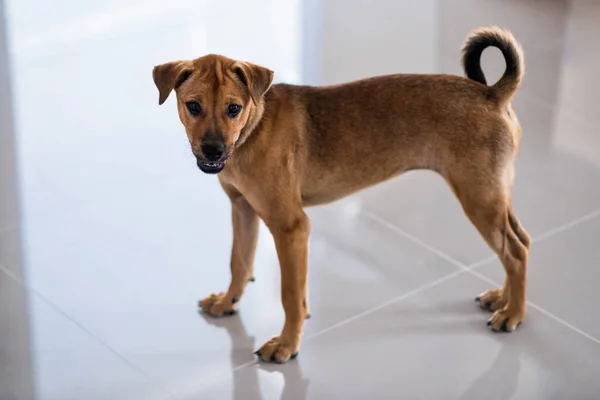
[461,26,524,104]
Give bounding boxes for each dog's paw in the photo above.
[254,336,299,364]
[199,292,237,317]
[487,307,524,333]
[475,288,508,312]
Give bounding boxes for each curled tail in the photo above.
[461,26,524,104]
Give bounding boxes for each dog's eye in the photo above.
[186,101,202,116]
[227,104,242,118]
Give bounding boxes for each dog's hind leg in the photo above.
[508,205,531,248]
[473,203,531,314]
[200,184,259,317]
[451,176,530,332]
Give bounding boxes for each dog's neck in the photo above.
[235,97,267,150]
[225,89,277,177]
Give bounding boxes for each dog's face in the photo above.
[153,54,273,174]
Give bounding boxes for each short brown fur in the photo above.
[153,26,530,363]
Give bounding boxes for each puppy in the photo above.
[153,26,530,363]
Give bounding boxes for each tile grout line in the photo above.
[362,210,486,276]
[302,268,466,343]
[153,206,600,396]
[229,218,478,373]
[364,207,600,271]
[4,207,599,395]
[362,208,600,345]
[528,209,600,244]
[466,266,600,346]
[228,269,471,375]
[0,262,176,399]
[463,208,600,272]
[227,207,600,379]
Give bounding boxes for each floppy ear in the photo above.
[152,60,194,105]
[232,61,274,105]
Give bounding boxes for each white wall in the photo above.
[305,0,439,85]
[554,2,600,167]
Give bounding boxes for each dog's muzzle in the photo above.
[196,159,226,174]
[196,141,227,174]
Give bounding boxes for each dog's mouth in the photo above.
[196,160,226,174]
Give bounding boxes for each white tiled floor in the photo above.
[2,1,600,399]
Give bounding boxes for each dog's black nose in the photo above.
[201,142,225,161]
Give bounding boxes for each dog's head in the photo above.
[152,54,273,174]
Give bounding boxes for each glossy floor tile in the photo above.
[200,273,600,400]
[478,213,600,340]
[2,0,600,399]
[1,271,167,400]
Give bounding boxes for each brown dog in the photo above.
[153,26,531,363]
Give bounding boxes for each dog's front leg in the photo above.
[200,185,259,316]
[255,212,310,363]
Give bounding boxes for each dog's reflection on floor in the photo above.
[259,361,310,400]
[200,312,310,400]
[457,342,519,400]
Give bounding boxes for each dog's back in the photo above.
[261,27,524,204]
